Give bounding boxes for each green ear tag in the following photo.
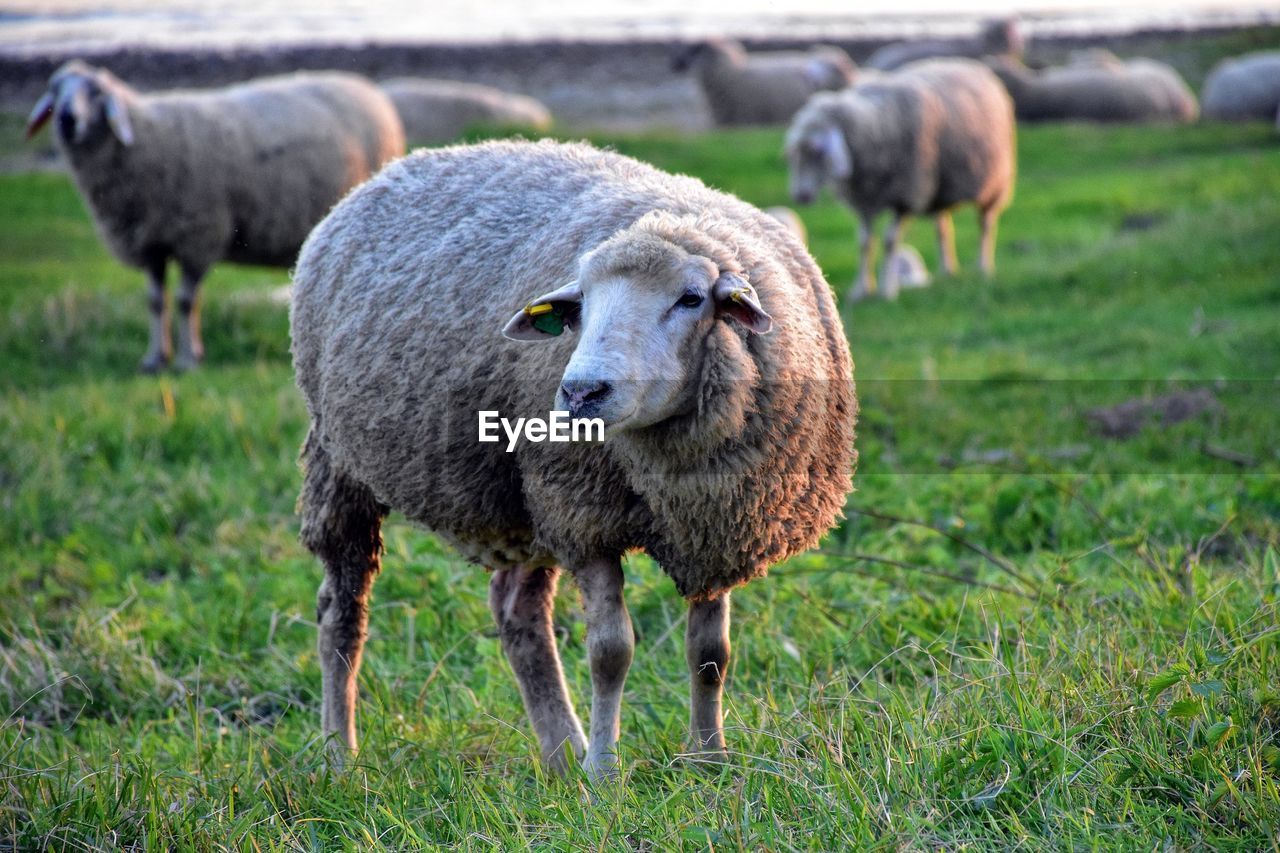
[529,304,565,336]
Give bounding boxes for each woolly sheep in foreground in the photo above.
[785,59,1015,300]
[379,77,552,144]
[290,139,856,779]
[25,60,404,372]
[671,38,857,126]
[866,18,1024,71]
[1202,52,1280,122]
[984,55,1198,124]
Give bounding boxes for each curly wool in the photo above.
[291,139,856,600]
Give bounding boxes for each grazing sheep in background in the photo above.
[25,60,404,372]
[984,55,1198,124]
[1202,52,1280,122]
[785,59,1015,300]
[866,18,1024,71]
[290,139,856,779]
[763,205,808,244]
[379,77,552,144]
[671,38,857,126]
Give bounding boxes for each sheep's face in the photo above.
[786,123,851,205]
[503,236,771,434]
[25,61,134,149]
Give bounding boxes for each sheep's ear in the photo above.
[713,272,772,334]
[820,126,851,179]
[25,91,54,139]
[103,90,134,146]
[502,280,582,341]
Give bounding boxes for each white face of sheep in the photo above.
[25,63,134,148]
[786,124,850,206]
[503,245,772,433]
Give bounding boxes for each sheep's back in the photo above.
[1203,52,1280,121]
[381,78,551,144]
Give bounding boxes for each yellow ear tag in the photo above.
[729,288,749,303]
[525,302,565,335]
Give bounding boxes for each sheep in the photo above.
[983,55,1198,124]
[785,59,1015,301]
[378,77,552,144]
[1202,52,1280,122]
[763,205,807,244]
[25,60,405,372]
[671,38,857,126]
[290,138,857,779]
[866,18,1024,72]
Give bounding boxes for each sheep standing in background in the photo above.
[786,59,1015,300]
[1202,52,1280,122]
[672,38,857,126]
[379,78,552,144]
[290,139,856,779]
[984,55,1198,124]
[25,61,404,372]
[866,18,1024,71]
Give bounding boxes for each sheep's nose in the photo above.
[560,379,611,417]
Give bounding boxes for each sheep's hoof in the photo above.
[848,284,874,303]
[681,748,731,774]
[583,752,620,784]
[173,352,203,372]
[138,353,170,374]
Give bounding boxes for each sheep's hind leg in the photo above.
[489,566,587,773]
[300,434,386,767]
[936,211,959,276]
[686,593,730,762]
[174,263,208,371]
[849,213,878,302]
[139,257,171,373]
[978,205,1000,278]
[576,556,634,781]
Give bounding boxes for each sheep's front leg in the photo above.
[490,566,587,773]
[139,258,171,373]
[576,557,633,780]
[936,211,959,276]
[978,205,1000,278]
[879,213,908,300]
[175,263,208,371]
[687,593,730,759]
[849,213,878,301]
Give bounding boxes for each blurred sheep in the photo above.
[763,206,807,244]
[25,61,404,371]
[379,78,552,144]
[866,18,1025,71]
[672,38,857,126]
[786,59,1015,300]
[984,55,1198,124]
[1202,52,1280,122]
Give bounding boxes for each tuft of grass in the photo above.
[3,104,1280,846]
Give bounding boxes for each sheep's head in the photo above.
[784,99,851,205]
[26,60,134,148]
[503,227,771,433]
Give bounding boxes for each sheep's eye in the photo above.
[676,290,704,309]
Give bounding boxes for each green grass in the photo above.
[2,114,1279,849]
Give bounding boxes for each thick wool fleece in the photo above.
[985,56,1198,124]
[1202,52,1280,122]
[291,139,856,600]
[692,39,857,127]
[380,78,551,144]
[789,59,1016,218]
[58,68,404,273]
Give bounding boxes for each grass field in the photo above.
[2,104,1279,848]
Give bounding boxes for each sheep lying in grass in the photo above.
[290,139,857,779]
[672,38,857,126]
[764,206,931,288]
[984,55,1198,124]
[866,18,1024,71]
[786,59,1015,300]
[379,78,552,144]
[25,61,404,372]
[1202,52,1280,122]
